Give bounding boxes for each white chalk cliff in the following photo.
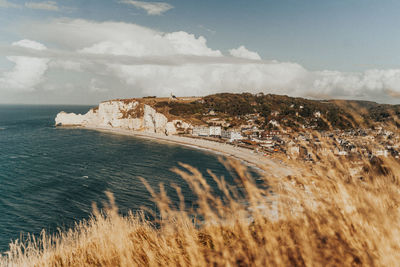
[55,100,191,135]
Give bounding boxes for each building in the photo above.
[221,130,243,142]
[261,130,280,140]
[209,126,222,137]
[192,126,221,137]
[193,126,209,136]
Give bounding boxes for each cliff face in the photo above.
[55,100,191,135]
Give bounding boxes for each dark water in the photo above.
[0,105,241,252]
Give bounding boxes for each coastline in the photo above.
[65,125,292,176]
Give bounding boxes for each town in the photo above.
[154,93,400,162]
[188,121,399,162]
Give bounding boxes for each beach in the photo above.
[78,125,293,176]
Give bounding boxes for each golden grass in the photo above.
[1,139,400,266]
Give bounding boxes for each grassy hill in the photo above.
[148,93,400,130]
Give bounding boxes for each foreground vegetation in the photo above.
[2,136,400,266]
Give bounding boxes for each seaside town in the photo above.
[187,115,399,162]
[158,94,400,162]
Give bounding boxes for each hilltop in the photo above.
[120,93,400,131]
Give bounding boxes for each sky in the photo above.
[1,0,400,104]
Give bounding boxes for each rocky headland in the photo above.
[55,99,191,135]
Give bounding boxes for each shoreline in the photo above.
[62,125,292,176]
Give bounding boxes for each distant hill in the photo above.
[143,93,400,130]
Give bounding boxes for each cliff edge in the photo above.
[55,100,191,135]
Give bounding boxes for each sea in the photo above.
[0,105,247,252]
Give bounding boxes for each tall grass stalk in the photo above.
[1,140,400,266]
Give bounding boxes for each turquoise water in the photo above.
[0,105,241,252]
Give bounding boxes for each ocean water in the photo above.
[0,105,243,252]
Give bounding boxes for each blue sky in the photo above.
[1,0,400,104]
[3,0,400,71]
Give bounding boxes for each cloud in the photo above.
[311,69,400,99]
[49,60,83,72]
[229,46,261,60]
[0,39,49,91]
[108,62,309,97]
[3,18,400,104]
[0,0,21,8]
[25,1,59,11]
[18,19,222,57]
[89,78,108,92]
[0,0,60,11]
[119,0,173,15]
[12,39,47,50]
[0,44,263,66]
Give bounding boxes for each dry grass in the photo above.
[1,137,400,266]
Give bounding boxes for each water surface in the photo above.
[0,105,242,252]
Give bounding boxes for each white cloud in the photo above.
[25,1,59,11]
[108,62,309,97]
[229,46,261,60]
[0,0,21,8]
[4,19,400,103]
[49,60,83,72]
[311,69,400,98]
[12,39,47,50]
[23,19,222,57]
[89,78,108,93]
[0,39,49,91]
[0,0,60,10]
[164,31,222,57]
[119,0,173,15]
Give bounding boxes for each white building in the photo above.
[209,126,222,136]
[193,126,222,137]
[193,126,209,136]
[221,130,243,142]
